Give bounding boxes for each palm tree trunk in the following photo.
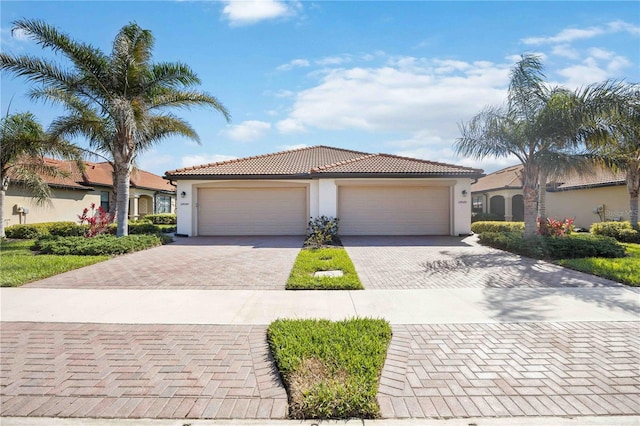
[521,164,539,237]
[115,164,131,237]
[537,169,548,235]
[627,165,640,227]
[0,188,6,238]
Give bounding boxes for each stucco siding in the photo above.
[3,187,99,227]
[546,185,631,229]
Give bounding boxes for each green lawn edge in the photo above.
[556,242,640,286]
[286,247,363,290]
[1,239,109,287]
[267,317,392,419]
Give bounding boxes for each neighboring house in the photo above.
[164,145,483,236]
[471,164,630,229]
[4,159,175,227]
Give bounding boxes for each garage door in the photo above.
[198,187,306,235]
[338,186,450,235]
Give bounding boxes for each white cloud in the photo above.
[315,55,353,66]
[278,144,308,151]
[224,120,271,142]
[282,58,509,136]
[0,27,30,51]
[522,20,639,45]
[180,154,237,168]
[221,0,299,26]
[557,54,631,87]
[137,150,175,175]
[276,118,306,134]
[551,44,579,59]
[277,58,310,71]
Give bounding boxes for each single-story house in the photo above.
[164,145,483,236]
[4,158,176,227]
[471,164,631,229]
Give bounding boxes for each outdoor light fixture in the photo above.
[180,191,187,198]
[461,190,468,197]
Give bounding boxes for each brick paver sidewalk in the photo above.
[0,323,287,419]
[378,321,640,418]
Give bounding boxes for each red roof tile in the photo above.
[165,145,482,178]
[472,163,626,192]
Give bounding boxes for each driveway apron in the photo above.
[340,235,622,289]
[25,236,303,290]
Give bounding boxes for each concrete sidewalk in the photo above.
[1,287,638,324]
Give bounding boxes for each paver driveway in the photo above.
[25,236,303,290]
[341,235,622,289]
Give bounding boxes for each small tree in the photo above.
[0,112,81,238]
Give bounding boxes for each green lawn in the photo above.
[287,247,363,290]
[0,239,109,287]
[267,318,392,419]
[557,243,640,286]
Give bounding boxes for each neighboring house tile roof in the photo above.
[471,164,524,193]
[472,163,626,193]
[549,168,626,191]
[165,145,482,179]
[10,158,174,193]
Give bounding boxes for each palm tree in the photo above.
[456,54,592,237]
[1,19,230,236]
[0,111,81,238]
[583,83,640,226]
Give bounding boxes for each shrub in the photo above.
[479,232,625,260]
[471,221,524,234]
[471,212,503,223]
[591,221,640,243]
[78,204,113,237]
[144,213,177,225]
[128,222,162,235]
[305,216,340,248]
[5,224,44,239]
[35,234,164,256]
[48,222,88,237]
[538,217,574,237]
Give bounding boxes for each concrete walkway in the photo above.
[2,236,640,422]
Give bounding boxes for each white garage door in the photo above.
[198,187,306,235]
[338,186,450,235]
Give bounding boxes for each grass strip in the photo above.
[268,318,392,419]
[1,240,108,287]
[287,247,363,290]
[557,242,640,286]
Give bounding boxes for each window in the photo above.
[155,195,171,214]
[472,196,483,213]
[100,191,110,211]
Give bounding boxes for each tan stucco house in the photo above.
[164,146,483,237]
[4,158,175,228]
[471,164,631,229]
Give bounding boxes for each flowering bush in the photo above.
[538,217,574,237]
[78,203,113,237]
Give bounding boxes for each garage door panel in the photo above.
[338,186,449,235]
[198,188,306,236]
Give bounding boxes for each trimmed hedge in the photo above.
[471,221,525,234]
[34,234,165,256]
[143,213,177,225]
[478,232,625,260]
[471,212,503,223]
[106,221,175,235]
[4,222,87,239]
[591,221,640,243]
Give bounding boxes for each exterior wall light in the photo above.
[180,191,187,198]
[461,190,468,197]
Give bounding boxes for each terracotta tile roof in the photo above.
[472,163,626,193]
[9,158,174,192]
[165,145,482,178]
[550,167,626,191]
[471,165,524,192]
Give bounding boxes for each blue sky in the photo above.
[1,1,639,176]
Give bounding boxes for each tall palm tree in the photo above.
[0,111,81,238]
[1,19,230,236]
[456,54,592,237]
[583,82,640,226]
